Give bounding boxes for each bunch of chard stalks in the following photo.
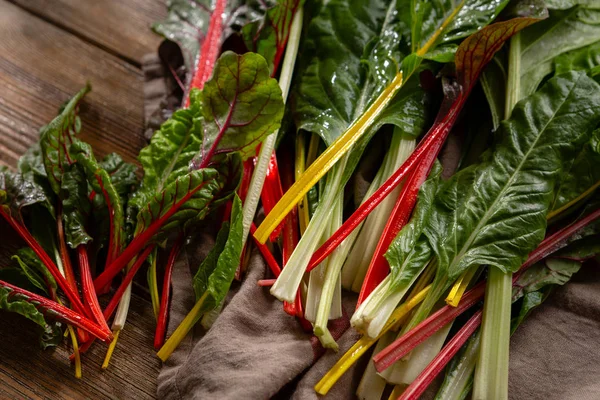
[252,0,600,398]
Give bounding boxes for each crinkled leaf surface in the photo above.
[39,84,90,195]
[551,128,600,215]
[192,195,243,313]
[190,52,284,168]
[0,170,53,223]
[60,163,92,248]
[424,72,600,280]
[134,168,221,242]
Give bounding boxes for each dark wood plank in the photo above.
[11,0,166,65]
[0,292,160,400]
[0,0,147,169]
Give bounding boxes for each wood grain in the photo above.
[0,0,147,169]
[10,0,166,65]
[0,292,160,400]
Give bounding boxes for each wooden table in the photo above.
[0,1,167,398]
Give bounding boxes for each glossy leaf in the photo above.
[39,84,91,195]
[425,72,600,281]
[242,0,304,74]
[551,128,600,216]
[190,52,284,168]
[519,5,600,96]
[0,170,52,223]
[99,153,139,200]
[60,163,92,248]
[192,195,243,312]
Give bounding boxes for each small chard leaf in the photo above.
[192,195,243,313]
[190,51,284,168]
[0,170,53,223]
[132,94,204,213]
[12,248,57,296]
[551,128,600,216]
[98,153,139,200]
[40,84,91,195]
[519,5,600,97]
[425,72,600,281]
[60,163,92,248]
[134,168,221,243]
[242,0,304,74]
[385,163,442,289]
[555,40,600,76]
[71,142,126,256]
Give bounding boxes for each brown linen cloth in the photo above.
[144,52,600,400]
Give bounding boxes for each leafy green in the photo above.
[242,0,304,74]
[519,5,600,96]
[425,72,600,283]
[555,40,600,77]
[11,248,57,296]
[60,163,92,248]
[0,170,53,223]
[550,128,600,215]
[190,51,284,168]
[192,195,243,313]
[134,168,221,242]
[39,84,91,195]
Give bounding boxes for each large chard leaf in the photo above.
[425,71,600,282]
[555,40,600,77]
[242,0,304,74]
[0,170,53,223]
[192,194,243,312]
[134,168,221,242]
[550,128,600,216]
[519,4,600,96]
[39,84,91,195]
[60,164,92,248]
[190,51,284,168]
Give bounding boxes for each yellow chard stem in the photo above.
[67,325,82,379]
[255,72,404,243]
[157,292,208,362]
[102,330,121,369]
[314,285,430,395]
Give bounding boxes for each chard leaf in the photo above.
[11,248,57,296]
[71,142,126,254]
[60,163,92,248]
[40,84,91,195]
[550,128,600,216]
[192,194,243,313]
[98,153,139,200]
[242,0,304,74]
[385,163,442,288]
[0,170,53,224]
[190,51,284,168]
[0,284,60,348]
[411,0,511,56]
[132,92,204,213]
[425,72,600,280]
[519,5,600,96]
[555,41,600,76]
[134,168,221,242]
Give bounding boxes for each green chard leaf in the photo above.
[192,194,243,313]
[519,4,600,96]
[60,163,92,248]
[11,248,57,296]
[385,163,442,289]
[550,128,600,216]
[0,170,53,223]
[134,168,221,242]
[39,84,91,195]
[242,0,305,74]
[70,142,126,252]
[190,51,284,169]
[424,72,600,284]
